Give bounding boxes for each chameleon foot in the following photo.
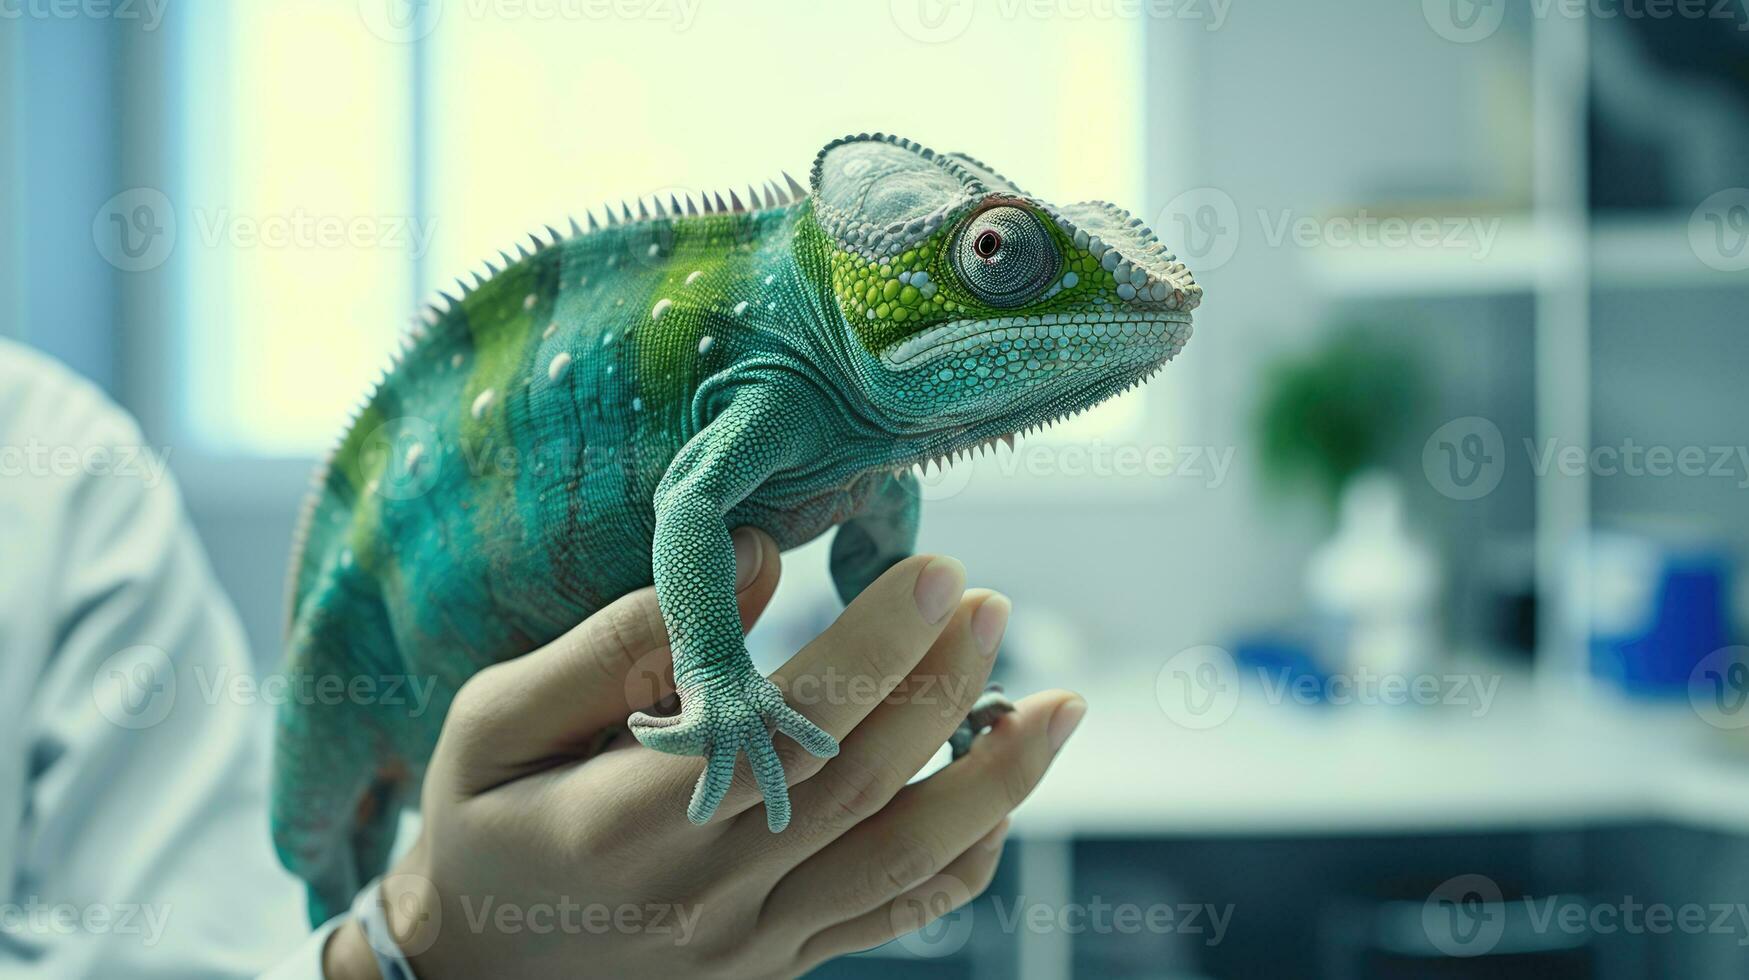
[628,672,837,831]
[949,683,1016,760]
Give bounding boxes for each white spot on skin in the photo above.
[451,353,464,369]
[522,293,537,311]
[733,301,749,316]
[471,389,495,420]
[547,352,573,382]
[763,274,775,286]
[697,335,714,355]
[632,396,643,412]
[685,270,703,285]
[542,323,557,340]
[647,243,660,258]
[602,331,614,346]
[403,442,424,471]
[651,298,673,322]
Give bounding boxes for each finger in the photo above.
[667,554,967,821]
[762,690,1079,929]
[794,819,1009,970]
[433,527,780,796]
[729,590,1006,843]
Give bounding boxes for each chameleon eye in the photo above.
[951,206,1058,308]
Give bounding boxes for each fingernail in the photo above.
[732,528,763,591]
[913,556,966,625]
[1047,697,1086,754]
[971,593,1011,657]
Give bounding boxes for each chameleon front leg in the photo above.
[828,470,922,605]
[627,390,837,831]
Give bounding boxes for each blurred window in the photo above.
[182,1,1147,453]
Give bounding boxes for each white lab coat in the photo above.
[0,339,335,977]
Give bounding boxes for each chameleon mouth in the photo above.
[880,310,1193,369]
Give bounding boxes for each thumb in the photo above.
[433,526,782,796]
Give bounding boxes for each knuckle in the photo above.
[815,753,893,823]
[875,832,941,897]
[447,665,505,733]
[589,596,661,677]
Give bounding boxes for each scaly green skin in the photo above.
[271,133,1201,923]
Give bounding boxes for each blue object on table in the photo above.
[1586,529,1735,696]
[1233,632,1332,706]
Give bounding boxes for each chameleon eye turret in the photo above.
[951,205,1060,307]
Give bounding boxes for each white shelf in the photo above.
[1302,213,1549,298]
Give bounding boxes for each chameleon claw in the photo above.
[949,683,1015,760]
[627,673,837,829]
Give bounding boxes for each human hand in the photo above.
[324,528,1085,979]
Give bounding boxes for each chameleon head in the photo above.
[806,133,1200,451]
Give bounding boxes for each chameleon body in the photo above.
[271,133,1201,923]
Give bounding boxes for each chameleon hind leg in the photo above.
[828,476,1014,760]
[828,471,921,605]
[950,684,1017,759]
[271,576,412,925]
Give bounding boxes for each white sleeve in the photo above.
[0,341,318,978]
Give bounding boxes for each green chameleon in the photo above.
[272,132,1201,923]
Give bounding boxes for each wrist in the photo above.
[322,919,381,980]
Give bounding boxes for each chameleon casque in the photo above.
[272,132,1201,923]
